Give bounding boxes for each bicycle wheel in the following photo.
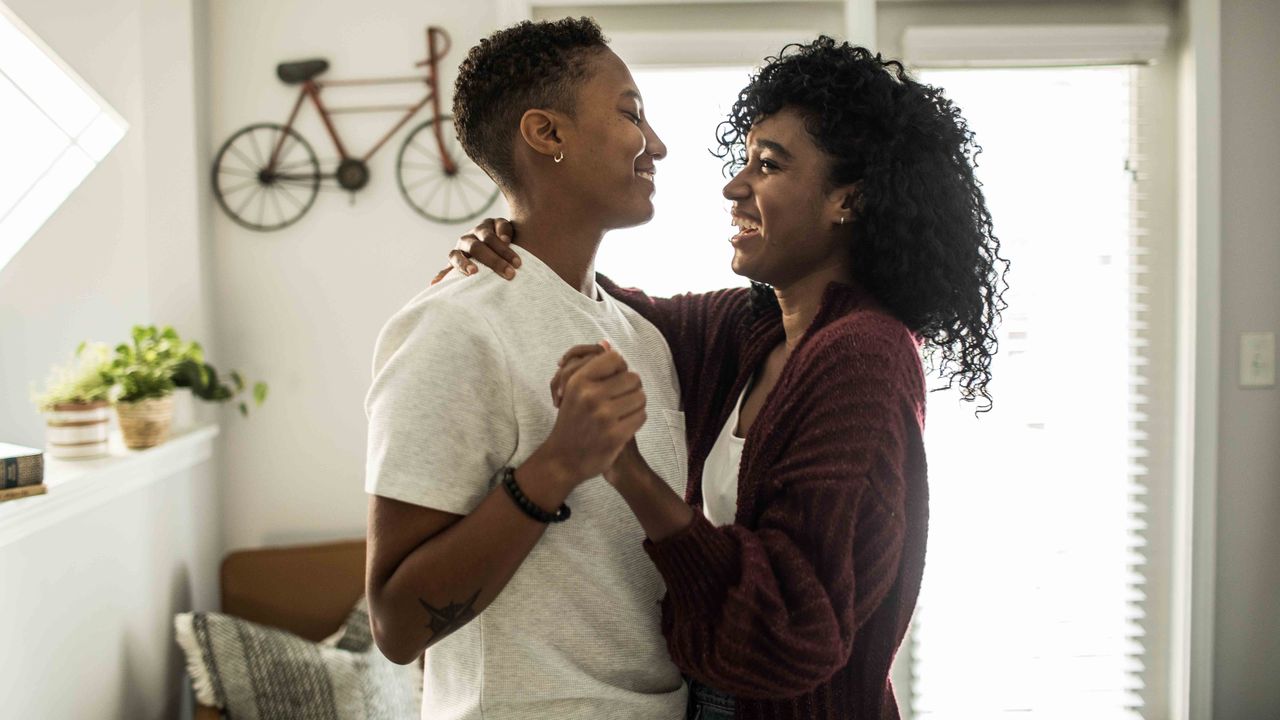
[397,116,500,224]
[213,123,320,232]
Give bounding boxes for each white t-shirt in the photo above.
[701,385,747,527]
[364,246,689,720]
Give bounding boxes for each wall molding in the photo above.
[0,424,219,548]
[609,30,820,68]
[903,24,1170,67]
[1171,0,1220,717]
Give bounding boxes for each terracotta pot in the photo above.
[45,400,111,459]
[116,395,174,449]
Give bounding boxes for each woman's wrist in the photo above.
[514,450,576,510]
[607,457,695,542]
[603,440,647,487]
[605,461,653,494]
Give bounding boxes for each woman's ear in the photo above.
[837,180,866,222]
[517,108,564,160]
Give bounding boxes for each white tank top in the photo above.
[701,384,749,526]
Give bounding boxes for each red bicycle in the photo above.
[212,26,498,231]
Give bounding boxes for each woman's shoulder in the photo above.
[798,306,925,396]
[817,305,918,355]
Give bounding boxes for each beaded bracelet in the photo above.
[500,466,571,523]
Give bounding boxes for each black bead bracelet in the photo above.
[500,466,571,523]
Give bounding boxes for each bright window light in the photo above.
[910,66,1145,720]
[600,62,1148,719]
[596,66,753,296]
[0,2,128,272]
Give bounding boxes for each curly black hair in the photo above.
[453,17,609,192]
[719,37,1009,411]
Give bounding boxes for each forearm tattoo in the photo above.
[419,588,482,642]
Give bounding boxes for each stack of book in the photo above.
[1,443,46,503]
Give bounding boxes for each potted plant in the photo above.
[30,342,114,459]
[171,346,268,425]
[108,325,269,445]
[108,325,198,449]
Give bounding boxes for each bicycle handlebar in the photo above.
[415,26,452,69]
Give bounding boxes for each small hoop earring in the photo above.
[553,151,565,164]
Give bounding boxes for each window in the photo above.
[0,3,127,272]
[595,66,751,295]
[907,66,1152,720]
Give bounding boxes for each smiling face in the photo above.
[722,107,855,288]
[555,49,666,230]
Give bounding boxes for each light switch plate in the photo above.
[1240,332,1276,388]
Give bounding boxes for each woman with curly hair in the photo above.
[450,35,1007,720]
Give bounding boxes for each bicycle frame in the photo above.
[266,26,457,178]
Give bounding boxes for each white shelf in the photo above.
[0,424,219,548]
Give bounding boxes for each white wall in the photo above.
[0,0,222,717]
[0,462,221,719]
[1214,0,1280,716]
[206,0,506,550]
[539,2,846,34]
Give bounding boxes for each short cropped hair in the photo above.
[453,17,609,191]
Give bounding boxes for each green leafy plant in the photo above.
[30,341,115,411]
[172,356,268,417]
[108,325,197,403]
[114,324,268,416]
[36,325,269,416]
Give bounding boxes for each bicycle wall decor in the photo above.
[212,26,499,231]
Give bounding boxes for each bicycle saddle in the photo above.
[276,59,329,85]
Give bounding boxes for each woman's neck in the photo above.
[507,207,605,298]
[774,260,855,354]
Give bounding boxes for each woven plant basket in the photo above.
[116,395,174,449]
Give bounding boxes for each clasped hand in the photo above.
[434,218,651,488]
[544,341,648,487]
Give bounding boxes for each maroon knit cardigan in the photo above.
[599,276,929,720]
